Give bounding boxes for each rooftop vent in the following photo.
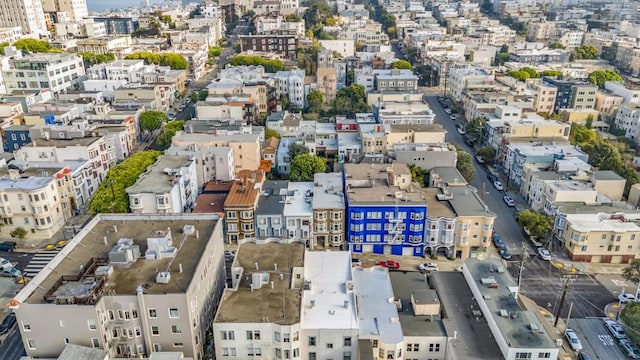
[183,225,195,235]
[156,271,171,284]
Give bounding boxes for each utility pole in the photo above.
[554,275,576,327]
[517,244,528,289]
[564,302,574,333]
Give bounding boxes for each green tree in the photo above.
[465,118,485,142]
[156,120,184,149]
[620,302,640,342]
[124,52,187,70]
[541,69,563,77]
[332,84,370,116]
[346,69,355,85]
[516,209,554,239]
[279,95,291,111]
[408,164,428,187]
[228,55,284,72]
[573,45,598,60]
[265,128,281,139]
[587,69,623,88]
[0,41,9,55]
[288,142,309,159]
[13,39,63,53]
[454,145,476,182]
[77,52,116,66]
[198,89,208,101]
[477,146,496,160]
[139,110,168,132]
[285,14,302,22]
[306,90,324,114]
[507,67,540,81]
[89,151,161,215]
[390,60,412,70]
[569,124,597,145]
[581,140,623,171]
[10,227,27,239]
[289,153,326,181]
[549,42,566,49]
[620,167,640,199]
[622,259,640,284]
[208,46,222,57]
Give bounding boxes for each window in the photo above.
[149,309,157,318]
[228,223,238,231]
[275,331,281,342]
[283,333,290,342]
[293,348,299,357]
[151,326,159,336]
[276,349,282,358]
[174,342,184,347]
[27,339,36,349]
[221,330,235,340]
[247,330,260,340]
[429,343,440,352]
[327,343,333,349]
[538,353,551,359]
[515,353,532,359]
[344,336,351,346]
[309,353,316,360]
[88,319,97,330]
[169,308,179,318]
[91,338,100,348]
[171,325,182,334]
[308,336,316,346]
[293,331,299,341]
[22,321,31,331]
[226,211,237,219]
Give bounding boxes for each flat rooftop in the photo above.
[312,173,344,210]
[423,188,456,218]
[430,167,467,186]
[431,271,503,360]
[555,202,636,215]
[283,182,313,217]
[344,163,427,204]
[214,242,304,325]
[256,181,288,215]
[27,136,102,147]
[389,124,443,133]
[24,216,219,304]
[509,142,585,158]
[353,266,403,344]
[301,251,358,330]
[126,155,192,194]
[447,186,496,217]
[464,258,558,349]
[193,193,227,213]
[388,271,447,337]
[0,175,52,191]
[565,213,640,232]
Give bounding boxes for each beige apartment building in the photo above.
[171,131,261,172]
[316,67,337,105]
[223,169,265,243]
[76,36,132,55]
[10,214,226,359]
[528,80,558,114]
[595,90,623,120]
[312,173,345,249]
[359,123,447,156]
[557,212,640,263]
[503,119,570,139]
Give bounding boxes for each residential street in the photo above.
[423,94,528,252]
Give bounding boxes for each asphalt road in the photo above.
[571,318,628,360]
[507,255,614,319]
[424,95,526,251]
[0,327,25,360]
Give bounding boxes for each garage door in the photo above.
[591,255,601,263]
[362,245,373,253]
[611,255,623,264]
[402,247,415,256]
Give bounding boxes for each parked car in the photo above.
[500,248,512,260]
[493,235,506,250]
[0,313,16,335]
[1,268,21,278]
[487,173,496,181]
[503,195,515,207]
[619,293,637,304]
[418,262,439,272]
[444,108,452,114]
[0,241,16,252]
[351,258,362,267]
[493,181,504,190]
[565,328,582,351]
[465,138,475,146]
[476,155,486,164]
[577,352,592,360]
[604,319,628,339]
[224,250,236,260]
[0,258,13,271]
[379,260,400,270]
[620,338,640,359]
[450,115,457,121]
[537,248,551,261]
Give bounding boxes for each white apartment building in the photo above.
[0,170,66,239]
[3,52,86,95]
[14,136,111,199]
[554,30,584,48]
[272,69,305,110]
[283,182,313,242]
[318,40,355,57]
[0,0,47,36]
[165,144,235,184]
[614,104,640,146]
[87,60,146,82]
[42,0,88,21]
[55,19,107,39]
[0,26,23,43]
[126,155,198,214]
[447,67,495,104]
[11,214,226,360]
[604,81,640,105]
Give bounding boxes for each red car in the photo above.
[379,260,400,270]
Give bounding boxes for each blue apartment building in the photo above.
[4,125,32,151]
[344,163,427,256]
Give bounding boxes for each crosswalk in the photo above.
[23,249,60,278]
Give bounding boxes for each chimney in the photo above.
[8,169,19,180]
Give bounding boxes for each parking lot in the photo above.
[508,256,615,319]
[571,318,628,359]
